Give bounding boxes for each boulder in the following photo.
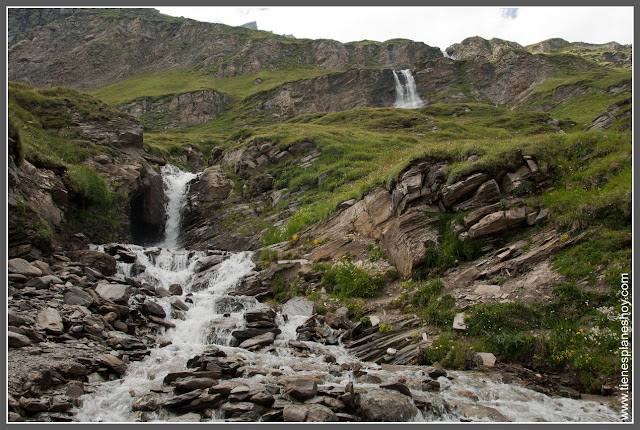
[8,331,31,348]
[132,394,161,412]
[36,307,64,334]
[190,165,233,202]
[95,281,131,304]
[220,401,267,417]
[238,331,276,350]
[67,250,117,276]
[141,300,167,318]
[381,210,439,277]
[174,377,219,392]
[285,378,318,400]
[96,353,127,375]
[460,404,509,422]
[283,404,338,422]
[8,258,42,277]
[467,211,508,238]
[244,306,276,323]
[25,274,63,289]
[358,389,418,422]
[168,284,183,296]
[64,287,94,307]
[474,352,497,368]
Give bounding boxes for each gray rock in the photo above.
[239,331,275,350]
[358,389,418,422]
[36,307,64,334]
[141,300,166,318]
[474,352,497,368]
[461,403,509,422]
[285,378,318,400]
[453,180,501,212]
[441,173,490,208]
[64,287,94,307]
[244,306,276,323]
[132,394,161,412]
[453,312,467,331]
[8,258,42,277]
[67,250,117,276]
[174,377,219,392]
[168,283,183,296]
[96,353,127,374]
[95,281,131,304]
[8,331,31,348]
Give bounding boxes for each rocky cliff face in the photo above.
[8,8,442,91]
[120,90,233,130]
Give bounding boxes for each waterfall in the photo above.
[159,164,197,249]
[76,165,621,423]
[393,69,424,109]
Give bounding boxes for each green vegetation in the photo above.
[92,67,338,106]
[320,259,385,299]
[409,278,457,327]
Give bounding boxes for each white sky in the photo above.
[156,6,634,51]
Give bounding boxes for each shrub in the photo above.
[65,165,116,208]
[322,262,385,298]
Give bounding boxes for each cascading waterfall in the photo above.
[159,164,197,249]
[393,69,424,109]
[77,165,621,423]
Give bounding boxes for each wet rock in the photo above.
[232,327,281,341]
[421,380,441,392]
[358,389,419,422]
[460,404,509,422]
[228,275,269,298]
[282,296,315,317]
[141,300,166,318]
[148,315,176,328]
[63,287,94,307]
[220,401,267,418]
[427,363,448,379]
[171,298,189,312]
[35,307,64,334]
[244,306,276,323]
[155,286,171,298]
[162,389,205,409]
[96,353,127,375]
[8,331,31,348]
[168,284,183,296]
[132,394,161,412]
[8,258,42,277]
[558,386,581,399]
[64,381,85,398]
[285,378,318,400]
[95,281,131,304]
[380,382,412,397]
[164,370,222,385]
[167,412,201,422]
[474,352,497,368]
[250,392,275,407]
[67,250,117,276]
[174,377,219,392]
[239,331,276,350]
[25,275,63,289]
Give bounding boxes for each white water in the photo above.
[159,164,197,249]
[77,166,621,423]
[393,69,424,109]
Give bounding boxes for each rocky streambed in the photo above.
[7,244,621,423]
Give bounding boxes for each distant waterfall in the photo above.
[159,164,197,249]
[393,69,424,109]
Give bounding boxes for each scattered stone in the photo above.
[95,281,131,304]
[96,353,127,375]
[64,287,94,307]
[558,386,581,399]
[174,377,219,392]
[380,382,411,396]
[36,307,64,334]
[8,258,42,277]
[427,363,448,379]
[453,312,467,331]
[67,250,117,276]
[239,331,276,350]
[25,275,63,289]
[8,331,31,348]
[141,300,166,318]
[422,380,441,392]
[285,378,318,400]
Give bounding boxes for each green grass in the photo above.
[92,67,338,106]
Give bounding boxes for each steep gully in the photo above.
[72,163,619,422]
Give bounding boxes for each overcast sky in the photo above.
[156,6,633,51]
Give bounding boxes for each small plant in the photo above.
[321,262,385,299]
[379,322,393,333]
[314,304,327,315]
[259,248,279,263]
[369,247,387,262]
